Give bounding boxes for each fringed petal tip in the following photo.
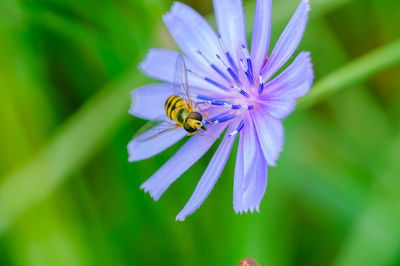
[304,0,311,12]
[137,49,156,76]
[175,215,185,222]
[173,122,239,221]
[128,153,135,163]
[302,51,314,73]
[162,1,183,21]
[234,205,261,215]
[300,51,315,96]
[127,125,185,162]
[138,49,178,82]
[261,0,311,83]
[128,83,174,120]
[127,139,136,163]
[140,184,161,201]
[128,90,136,116]
[138,124,227,210]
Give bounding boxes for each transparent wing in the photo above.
[173,54,193,108]
[134,118,179,142]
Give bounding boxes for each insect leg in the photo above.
[195,131,214,140]
[201,112,215,125]
[194,104,204,112]
[187,131,214,140]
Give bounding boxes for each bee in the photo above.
[134,55,212,142]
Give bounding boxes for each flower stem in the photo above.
[298,38,400,109]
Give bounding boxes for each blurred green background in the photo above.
[1,0,400,265]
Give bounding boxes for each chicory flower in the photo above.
[128,0,313,221]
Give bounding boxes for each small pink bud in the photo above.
[237,258,260,266]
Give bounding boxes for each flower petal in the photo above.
[259,97,297,119]
[176,120,240,221]
[252,111,284,166]
[234,116,259,212]
[261,0,310,82]
[139,49,224,92]
[265,51,314,98]
[251,0,272,75]
[129,83,173,120]
[141,123,227,201]
[128,126,186,162]
[234,124,268,213]
[213,0,247,65]
[163,2,225,73]
[260,52,314,118]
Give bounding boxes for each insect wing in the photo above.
[173,55,193,108]
[134,119,178,142]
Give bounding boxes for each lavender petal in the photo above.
[129,83,173,120]
[141,124,226,201]
[163,2,225,73]
[128,127,186,162]
[265,51,314,98]
[233,115,263,213]
[250,0,272,75]
[261,0,310,82]
[139,48,223,92]
[259,98,297,119]
[234,128,268,213]
[176,120,240,221]
[259,52,314,118]
[251,111,284,166]
[213,0,247,65]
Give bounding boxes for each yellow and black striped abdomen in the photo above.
[165,95,187,123]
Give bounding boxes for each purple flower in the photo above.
[128,0,314,221]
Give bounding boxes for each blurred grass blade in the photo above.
[299,39,400,108]
[0,69,147,234]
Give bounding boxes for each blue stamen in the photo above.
[240,59,255,87]
[232,104,254,110]
[211,64,231,82]
[241,44,253,77]
[231,85,250,98]
[240,104,254,110]
[195,95,216,101]
[223,103,233,109]
[211,100,230,106]
[227,68,242,86]
[195,99,232,106]
[247,58,253,76]
[187,68,229,92]
[196,50,231,83]
[197,100,250,109]
[218,34,239,73]
[245,71,255,87]
[229,120,245,136]
[208,113,237,124]
[204,78,229,91]
[195,101,212,105]
[226,52,238,73]
[258,75,265,94]
[215,54,241,86]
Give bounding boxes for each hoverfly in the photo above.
[133,55,212,142]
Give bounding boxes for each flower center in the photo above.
[188,39,269,137]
